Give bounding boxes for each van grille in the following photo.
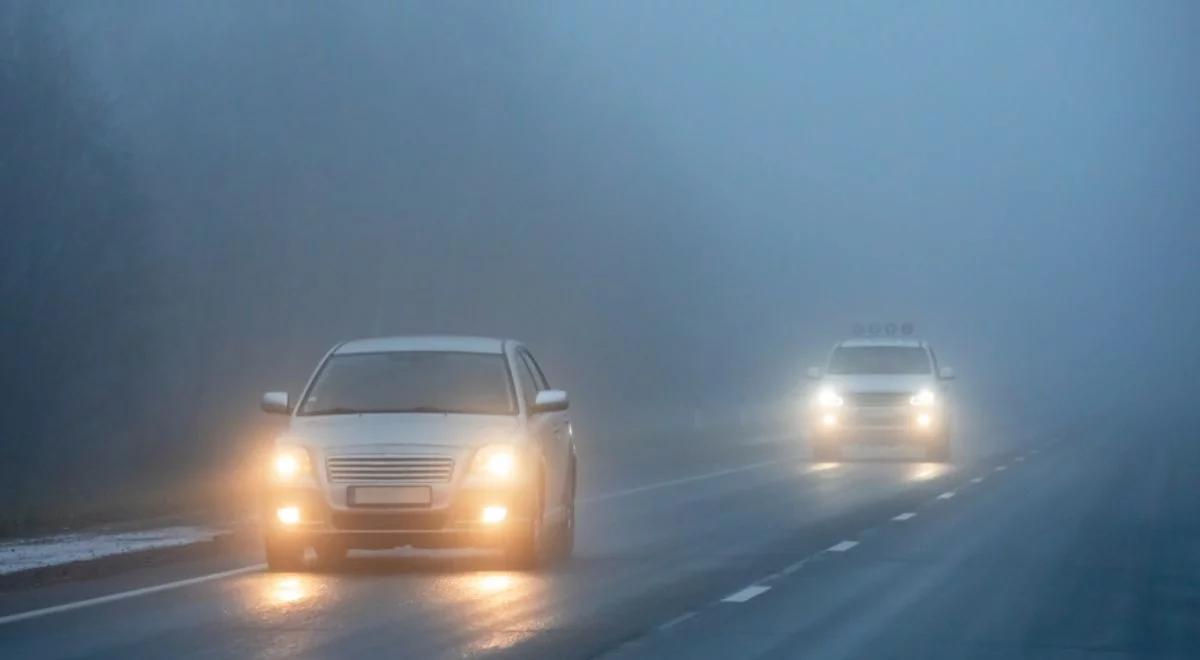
[845,392,910,407]
[326,456,454,483]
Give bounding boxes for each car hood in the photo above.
[284,413,521,454]
[822,374,936,393]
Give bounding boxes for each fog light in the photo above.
[821,413,838,427]
[916,413,932,428]
[276,506,301,525]
[481,505,508,524]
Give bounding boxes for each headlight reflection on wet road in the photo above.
[907,462,949,482]
[267,575,316,607]
[475,573,515,594]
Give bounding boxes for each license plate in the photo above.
[349,486,431,507]
[860,408,897,420]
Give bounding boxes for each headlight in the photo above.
[271,446,312,481]
[909,389,936,406]
[470,444,517,479]
[815,388,844,408]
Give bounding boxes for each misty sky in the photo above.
[61,1,1200,438]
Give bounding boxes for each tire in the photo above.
[812,442,841,462]
[264,533,305,572]
[502,518,544,569]
[555,467,576,561]
[927,435,952,462]
[502,483,546,569]
[312,539,347,572]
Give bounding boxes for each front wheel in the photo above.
[812,441,841,462]
[502,517,545,569]
[264,533,305,571]
[312,539,347,572]
[926,435,952,462]
[555,468,576,561]
[502,485,547,569]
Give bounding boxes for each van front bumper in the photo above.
[810,406,945,444]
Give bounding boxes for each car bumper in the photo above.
[263,485,533,549]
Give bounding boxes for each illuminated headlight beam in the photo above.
[815,388,844,408]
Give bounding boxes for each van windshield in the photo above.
[827,346,931,375]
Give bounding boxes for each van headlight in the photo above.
[470,444,517,479]
[815,388,844,408]
[909,389,936,407]
[271,446,312,481]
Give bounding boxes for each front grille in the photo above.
[331,511,447,531]
[326,456,454,483]
[845,392,910,407]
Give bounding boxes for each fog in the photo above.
[3,1,1198,531]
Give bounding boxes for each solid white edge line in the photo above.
[722,585,771,603]
[581,458,788,504]
[937,491,955,499]
[827,540,858,552]
[892,512,916,521]
[0,564,265,626]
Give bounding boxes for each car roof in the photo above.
[837,338,927,349]
[334,335,510,355]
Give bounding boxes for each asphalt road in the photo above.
[1,421,1196,659]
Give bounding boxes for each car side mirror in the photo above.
[939,367,955,380]
[261,391,291,414]
[806,367,823,380]
[530,389,569,414]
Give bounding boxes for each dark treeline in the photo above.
[1,2,168,530]
[0,2,736,532]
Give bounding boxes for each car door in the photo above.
[518,348,570,520]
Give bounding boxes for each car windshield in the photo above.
[827,346,931,375]
[299,351,515,416]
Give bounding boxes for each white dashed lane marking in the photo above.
[652,445,1053,634]
[722,586,771,603]
[658,612,698,630]
[581,458,789,504]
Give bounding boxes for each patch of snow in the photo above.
[0,526,219,575]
